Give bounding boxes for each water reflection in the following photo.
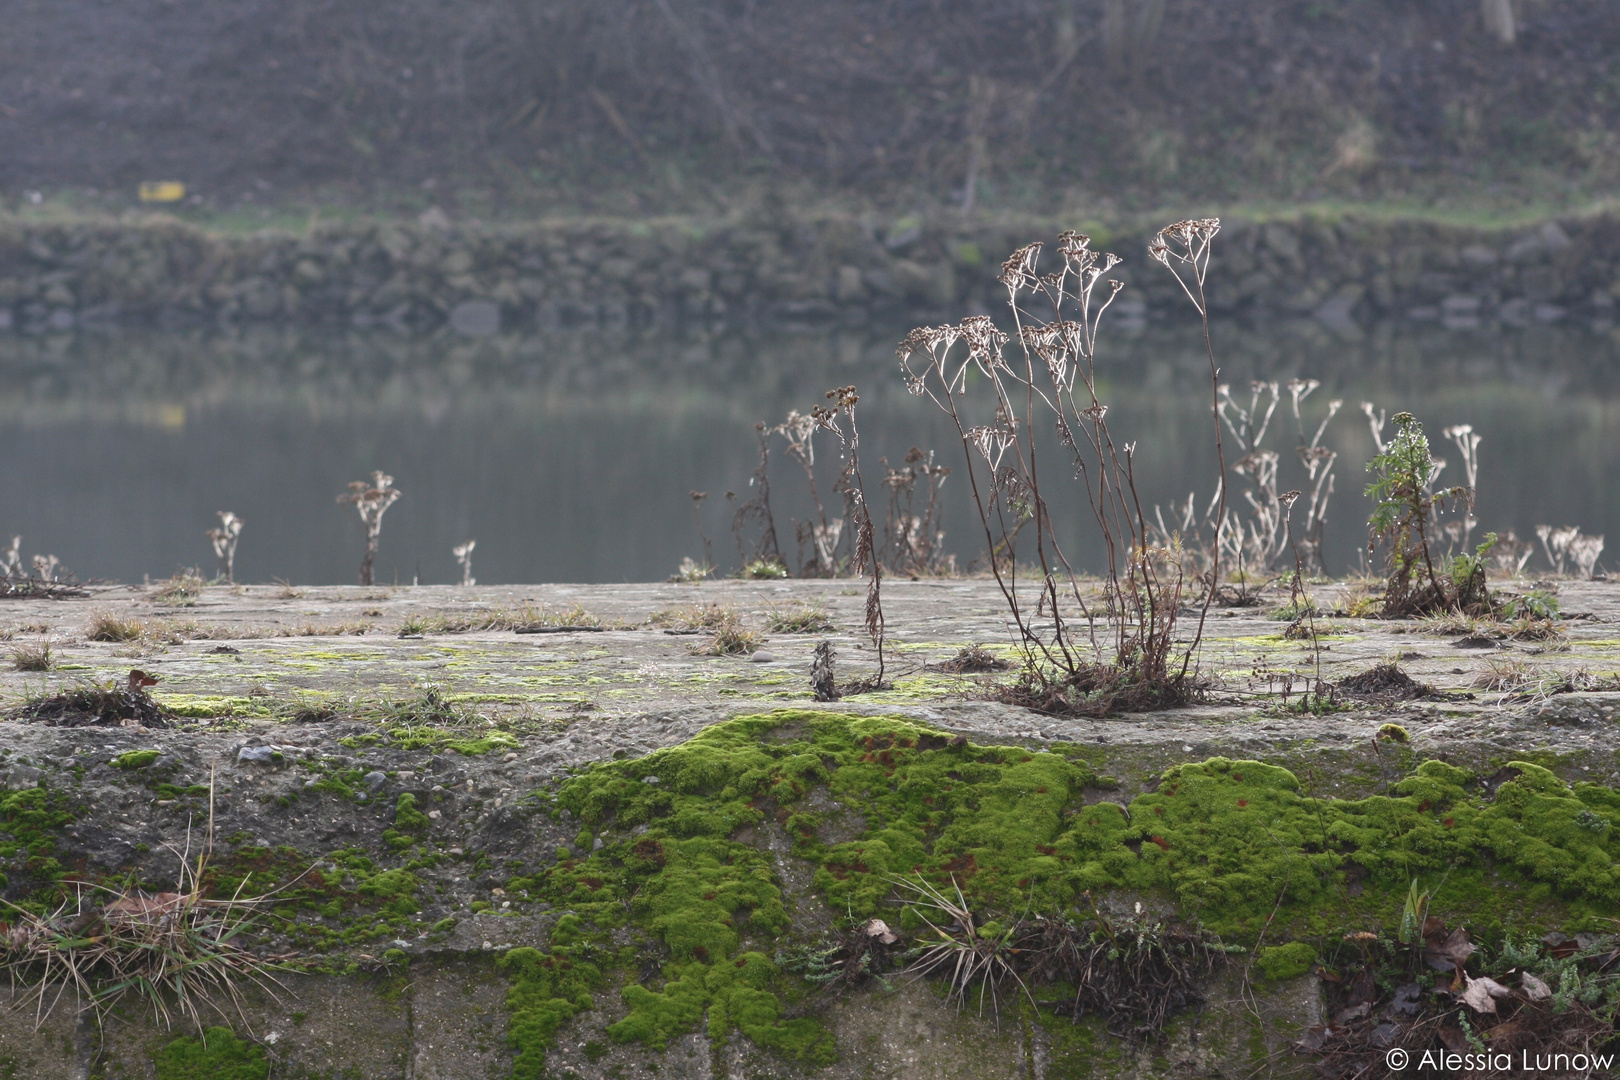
[1,318,1616,585]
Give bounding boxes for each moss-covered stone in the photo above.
[151,1027,268,1080]
[0,785,73,904]
[491,710,1620,1067]
[1254,943,1316,982]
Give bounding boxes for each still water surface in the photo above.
[2,318,1617,585]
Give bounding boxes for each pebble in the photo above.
[363,770,387,789]
[749,651,776,663]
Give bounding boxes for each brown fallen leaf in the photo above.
[1520,971,1552,1000]
[1425,924,1476,972]
[864,918,898,944]
[1461,975,1513,1014]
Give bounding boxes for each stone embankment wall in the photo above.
[0,210,1615,335]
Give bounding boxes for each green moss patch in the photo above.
[383,793,432,849]
[197,844,432,949]
[341,725,519,756]
[111,749,162,769]
[151,1027,268,1080]
[499,916,605,1080]
[1253,942,1316,982]
[0,785,74,904]
[494,710,1620,1068]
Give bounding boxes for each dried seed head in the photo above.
[999,242,1043,290]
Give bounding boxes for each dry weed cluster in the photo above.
[798,876,1229,1040]
[1,830,292,1032]
[894,223,1232,715]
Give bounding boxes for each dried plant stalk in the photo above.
[337,471,402,586]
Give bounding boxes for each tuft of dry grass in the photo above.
[1415,610,1494,637]
[12,640,52,671]
[287,621,374,637]
[1506,614,1564,642]
[0,833,294,1030]
[740,559,789,580]
[149,570,208,607]
[930,644,1011,673]
[86,611,146,642]
[668,557,714,583]
[649,603,736,632]
[1472,659,1620,701]
[511,604,605,632]
[1416,610,1563,644]
[132,620,373,642]
[394,603,609,636]
[766,601,835,634]
[1331,584,1382,618]
[893,874,1027,1021]
[690,610,764,656]
[1473,657,1538,695]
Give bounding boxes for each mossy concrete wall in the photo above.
[1,973,1323,1080]
[0,209,1615,333]
[3,580,1620,1077]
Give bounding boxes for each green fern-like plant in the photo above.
[1365,413,1474,616]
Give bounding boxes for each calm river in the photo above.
[2,316,1617,585]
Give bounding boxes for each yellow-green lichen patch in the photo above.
[865,673,976,702]
[342,726,520,756]
[154,694,274,718]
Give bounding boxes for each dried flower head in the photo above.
[205,512,244,584]
[337,471,402,586]
[998,242,1043,292]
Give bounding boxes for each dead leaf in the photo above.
[1543,931,1579,959]
[1461,975,1512,1014]
[1521,971,1552,1000]
[1369,1022,1401,1049]
[1391,982,1423,1016]
[1425,924,1475,971]
[1333,1001,1371,1024]
[864,918,898,944]
[105,892,185,921]
[1346,967,1378,1008]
